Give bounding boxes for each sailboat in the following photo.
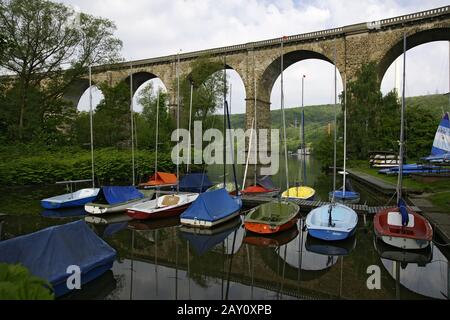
[41,66,100,209]
[423,112,450,163]
[85,65,155,215]
[282,75,316,200]
[180,62,243,228]
[0,220,116,298]
[374,35,433,251]
[244,37,300,235]
[127,69,199,220]
[306,44,358,241]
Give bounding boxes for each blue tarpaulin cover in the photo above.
[0,220,116,296]
[98,186,144,205]
[181,188,241,222]
[257,176,277,190]
[179,173,213,193]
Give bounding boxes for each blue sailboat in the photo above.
[0,220,116,298]
[329,178,360,204]
[306,47,358,241]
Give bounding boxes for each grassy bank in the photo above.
[349,160,450,212]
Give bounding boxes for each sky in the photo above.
[67,0,450,114]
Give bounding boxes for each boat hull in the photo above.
[307,227,356,241]
[85,198,150,215]
[374,207,433,250]
[41,188,100,209]
[181,210,241,229]
[244,217,298,234]
[41,195,98,210]
[127,203,191,220]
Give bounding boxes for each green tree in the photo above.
[137,82,174,152]
[0,0,122,141]
[179,57,226,131]
[93,82,131,147]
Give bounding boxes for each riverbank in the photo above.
[348,160,450,245]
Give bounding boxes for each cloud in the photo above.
[65,0,450,114]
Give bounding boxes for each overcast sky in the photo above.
[66,0,450,114]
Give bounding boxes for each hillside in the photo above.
[225,93,449,151]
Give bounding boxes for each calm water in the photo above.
[0,156,448,300]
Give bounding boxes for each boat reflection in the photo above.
[375,237,449,300]
[305,234,357,256]
[41,207,87,218]
[60,270,117,300]
[243,226,299,248]
[179,217,242,256]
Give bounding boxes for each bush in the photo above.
[0,263,54,300]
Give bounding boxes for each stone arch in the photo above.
[63,78,92,108]
[258,49,339,103]
[378,28,450,82]
[122,71,167,95]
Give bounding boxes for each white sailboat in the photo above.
[306,44,358,241]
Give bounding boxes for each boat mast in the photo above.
[154,91,160,177]
[88,66,95,189]
[130,63,136,186]
[343,73,347,196]
[280,37,290,194]
[187,80,193,173]
[223,59,227,187]
[397,33,407,202]
[176,51,181,194]
[332,43,337,203]
[301,75,306,185]
[253,52,258,185]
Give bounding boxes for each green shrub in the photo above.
[0,263,54,300]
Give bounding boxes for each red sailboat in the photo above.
[373,33,433,250]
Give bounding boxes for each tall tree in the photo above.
[0,0,122,140]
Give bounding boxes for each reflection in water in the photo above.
[376,237,449,300]
[0,156,449,300]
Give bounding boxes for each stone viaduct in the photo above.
[64,5,450,135]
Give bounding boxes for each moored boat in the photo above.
[138,172,178,189]
[306,203,358,241]
[374,34,433,251]
[41,186,99,210]
[180,188,242,228]
[282,186,315,200]
[85,186,154,215]
[244,201,299,234]
[0,220,116,298]
[243,224,299,247]
[242,175,279,197]
[126,193,199,220]
[374,200,433,250]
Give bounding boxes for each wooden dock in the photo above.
[242,195,422,214]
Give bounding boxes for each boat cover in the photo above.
[0,220,116,294]
[257,176,277,191]
[179,173,213,193]
[398,198,409,226]
[97,186,144,205]
[141,172,177,186]
[180,188,241,222]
